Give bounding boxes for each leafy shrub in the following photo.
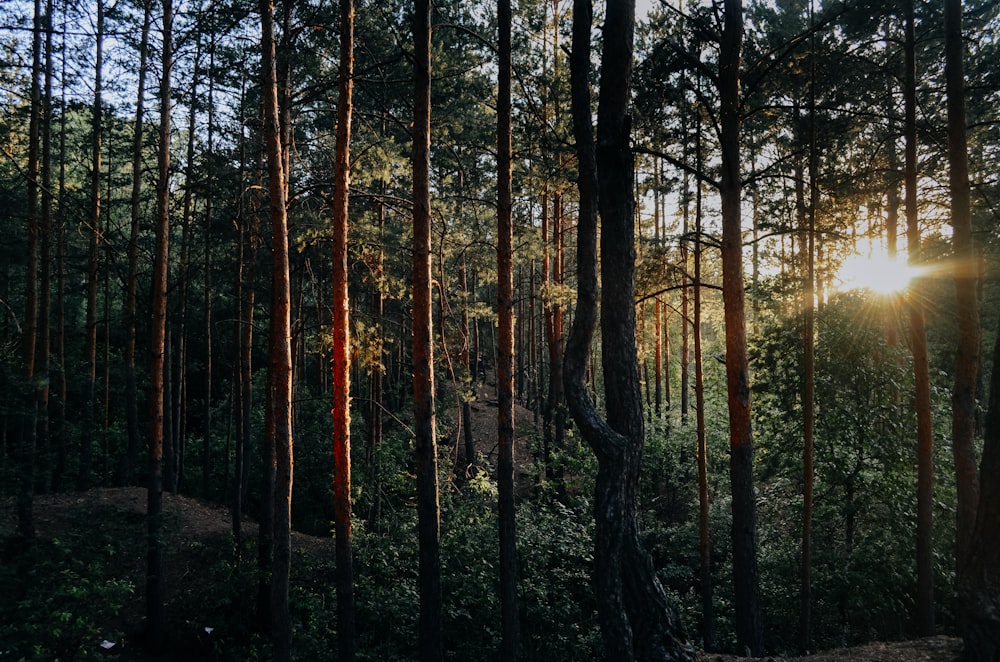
[0,534,134,661]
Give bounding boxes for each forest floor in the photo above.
[0,376,964,659]
[1,488,964,661]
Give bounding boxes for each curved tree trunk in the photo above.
[565,0,694,658]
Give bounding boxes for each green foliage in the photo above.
[0,532,134,661]
[750,292,958,651]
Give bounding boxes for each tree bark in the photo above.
[904,0,935,636]
[497,0,519,655]
[566,0,694,658]
[80,0,105,492]
[959,309,1000,659]
[693,108,713,653]
[944,0,980,580]
[331,0,356,655]
[260,0,294,657]
[18,0,43,540]
[146,0,172,647]
[120,0,152,487]
[800,26,818,649]
[202,38,216,499]
[719,0,764,653]
[412,0,443,657]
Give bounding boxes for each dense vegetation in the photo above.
[2,0,1000,658]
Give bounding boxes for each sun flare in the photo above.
[836,250,922,295]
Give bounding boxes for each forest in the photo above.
[2,0,1000,659]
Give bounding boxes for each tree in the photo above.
[17,0,43,541]
[120,0,152,487]
[146,0,173,647]
[800,9,819,649]
[497,0,519,656]
[692,98,712,653]
[903,0,935,636]
[331,0,357,655]
[959,291,1000,658]
[412,0,443,657]
[719,0,763,653]
[260,0,295,657]
[565,0,694,657]
[945,0,980,579]
[80,0,106,492]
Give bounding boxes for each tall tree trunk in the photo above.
[944,0,980,580]
[693,103,713,653]
[959,305,1000,658]
[121,0,152,487]
[202,37,216,499]
[36,0,54,495]
[459,260,475,476]
[18,0,43,540]
[497,0,519,655]
[146,0,173,647]
[233,77,260,553]
[566,0,694,658]
[80,0,105,492]
[800,23,818,649]
[52,8,68,492]
[719,0,763,653]
[366,182,386,526]
[904,0,935,636]
[331,0,356,655]
[884,37,900,347]
[413,0,443,655]
[174,49,199,495]
[680,166,690,428]
[260,0,294,657]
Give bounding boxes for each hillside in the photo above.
[2,487,963,660]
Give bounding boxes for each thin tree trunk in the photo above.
[694,141,712,651]
[146,0,172,646]
[366,181,386,526]
[260,0,294,657]
[120,0,151,487]
[331,0,356,654]
[18,0,43,540]
[800,23,818,649]
[413,0,443,655]
[460,261,475,476]
[497,0,519,654]
[680,166,690,427]
[201,35,217,499]
[52,9,68,492]
[80,0,105,492]
[36,0,54,496]
[904,0,935,636]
